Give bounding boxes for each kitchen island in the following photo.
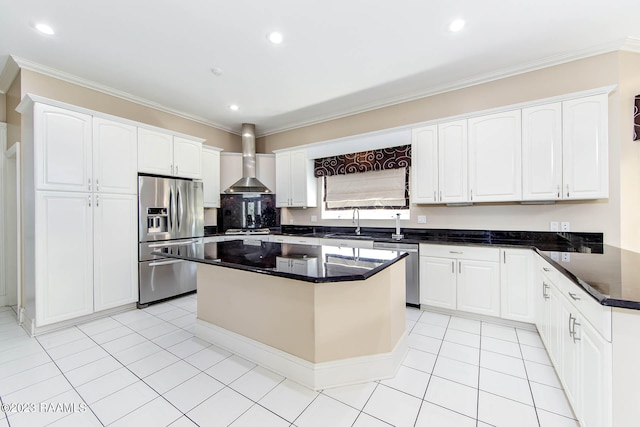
[154,239,408,390]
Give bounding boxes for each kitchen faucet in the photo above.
[353,208,361,235]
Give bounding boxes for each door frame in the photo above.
[3,123,21,319]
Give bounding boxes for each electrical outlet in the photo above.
[310,215,317,223]
[550,221,559,231]
[561,221,570,232]
[289,219,294,224]
[550,252,559,261]
[417,215,427,224]
[562,252,571,262]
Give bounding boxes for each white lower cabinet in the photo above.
[419,256,457,310]
[276,256,318,276]
[35,191,138,327]
[35,192,94,326]
[456,258,500,317]
[500,249,535,323]
[93,193,138,311]
[419,244,500,316]
[534,255,612,427]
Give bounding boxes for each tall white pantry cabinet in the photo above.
[19,99,138,333]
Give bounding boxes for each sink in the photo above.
[323,233,374,241]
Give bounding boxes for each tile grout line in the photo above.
[517,328,543,427]
[32,326,105,426]
[412,310,451,427]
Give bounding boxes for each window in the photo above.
[314,144,411,220]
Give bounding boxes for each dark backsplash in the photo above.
[217,194,281,232]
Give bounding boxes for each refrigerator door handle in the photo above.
[168,186,174,231]
[177,186,183,232]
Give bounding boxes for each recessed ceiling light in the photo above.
[449,19,465,32]
[229,104,239,111]
[35,23,55,35]
[211,67,223,76]
[267,31,283,44]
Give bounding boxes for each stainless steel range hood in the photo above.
[224,123,272,194]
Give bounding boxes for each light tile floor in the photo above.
[0,298,579,426]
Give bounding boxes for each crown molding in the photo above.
[258,38,633,137]
[4,55,238,134]
[0,56,20,95]
[621,37,640,53]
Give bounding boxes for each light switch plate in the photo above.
[417,215,427,224]
[561,221,570,232]
[550,252,559,261]
[562,252,571,262]
[310,215,317,223]
[550,221,559,231]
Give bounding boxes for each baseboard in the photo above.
[23,303,137,337]
[195,319,408,391]
[419,305,537,331]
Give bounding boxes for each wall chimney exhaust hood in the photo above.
[224,123,272,194]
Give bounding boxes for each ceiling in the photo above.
[1,0,640,136]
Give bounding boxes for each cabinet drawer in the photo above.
[555,273,612,342]
[271,235,320,246]
[320,238,373,249]
[419,244,499,262]
[538,254,611,342]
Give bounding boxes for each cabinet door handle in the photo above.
[449,251,463,254]
[96,178,100,192]
[542,282,550,300]
[557,184,560,198]
[572,320,581,343]
[88,178,91,191]
[88,195,91,207]
[433,191,436,201]
[439,190,442,201]
[542,267,551,272]
[451,261,454,273]
[503,251,506,263]
[470,189,473,201]
[568,313,575,337]
[566,184,570,198]
[568,292,580,301]
[96,195,100,207]
[176,165,179,175]
[458,261,461,274]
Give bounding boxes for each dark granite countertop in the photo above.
[277,225,640,310]
[198,225,640,310]
[152,240,408,284]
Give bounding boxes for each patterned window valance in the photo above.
[313,145,411,177]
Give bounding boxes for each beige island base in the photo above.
[194,260,407,390]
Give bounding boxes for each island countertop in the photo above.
[152,239,408,283]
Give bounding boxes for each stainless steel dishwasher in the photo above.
[373,241,419,307]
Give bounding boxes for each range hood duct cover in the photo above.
[224,123,272,194]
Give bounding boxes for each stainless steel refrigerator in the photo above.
[138,175,204,307]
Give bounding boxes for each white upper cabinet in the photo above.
[93,118,138,195]
[411,120,467,204]
[439,120,468,203]
[523,94,608,201]
[468,110,522,202]
[522,103,563,201]
[411,125,438,204]
[137,128,174,176]
[202,146,221,208]
[34,104,93,192]
[275,149,317,207]
[174,136,203,179]
[138,129,203,179]
[562,94,608,200]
